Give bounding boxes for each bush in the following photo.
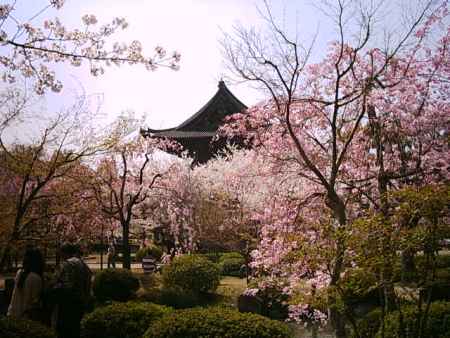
[378,301,450,338]
[243,278,290,320]
[0,317,56,338]
[139,287,201,309]
[350,308,382,338]
[93,269,140,302]
[201,252,222,263]
[340,268,380,305]
[143,307,292,338]
[420,280,450,302]
[162,255,220,294]
[219,252,244,261]
[135,246,163,262]
[219,257,245,277]
[81,301,172,338]
[416,254,450,270]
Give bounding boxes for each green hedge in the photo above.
[377,301,450,338]
[219,252,244,261]
[219,257,245,277]
[162,255,220,294]
[81,301,172,338]
[139,287,201,309]
[143,307,292,338]
[93,269,140,302]
[0,317,56,338]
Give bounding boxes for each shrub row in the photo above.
[0,317,56,338]
[81,301,171,338]
[144,307,292,338]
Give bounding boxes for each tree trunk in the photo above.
[401,249,416,283]
[122,222,131,269]
[0,245,12,272]
[327,191,348,338]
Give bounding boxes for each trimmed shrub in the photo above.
[81,301,172,338]
[219,252,244,261]
[93,269,140,302]
[162,255,220,294]
[0,317,56,338]
[201,252,222,263]
[219,257,245,277]
[143,307,292,338]
[139,287,201,309]
[135,246,163,262]
[378,301,450,338]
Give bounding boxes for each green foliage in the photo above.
[339,268,380,305]
[378,301,450,338]
[93,268,140,302]
[421,280,450,302]
[245,278,290,320]
[135,245,163,262]
[201,252,222,263]
[219,252,244,261]
[162,255,220,294]
[143,307,292,338]
[219,257,245,277]
[350,308,382,338]
[416,255,450,270]
[139,287,201,309]
[81,301,172,338]
[0,317,56,338]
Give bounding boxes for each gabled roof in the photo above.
[143,81,247,138]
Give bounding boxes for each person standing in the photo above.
[53,243,92,338]
[7,247,45,319]
[107,242,116,269]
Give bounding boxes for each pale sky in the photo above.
[7,0,427,132]
[8,0,332,130]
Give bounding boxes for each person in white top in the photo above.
[7,247,44,319]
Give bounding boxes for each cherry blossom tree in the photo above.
[221,1,449,335]
[0,0,180,95]
[91,114,181,269]
[0,92,116,271]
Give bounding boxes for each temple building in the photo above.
[141,81,247,164]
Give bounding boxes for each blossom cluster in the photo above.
[0,1,181,94]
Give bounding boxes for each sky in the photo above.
[7,0,334,131]
[5,0,430,135]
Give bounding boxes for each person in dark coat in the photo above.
[52,243,92,338]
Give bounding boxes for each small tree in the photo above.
[92,114,180,269]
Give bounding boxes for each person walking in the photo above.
[7,247,45,320]
[53,243,92,338]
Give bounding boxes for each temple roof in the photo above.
[141,80,247,164]
[142,81,247,138]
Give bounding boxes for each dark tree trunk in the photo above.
[122,223,131,269]
[327,191,348,338]
[401,249,416,283]
[0,245,12,273]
